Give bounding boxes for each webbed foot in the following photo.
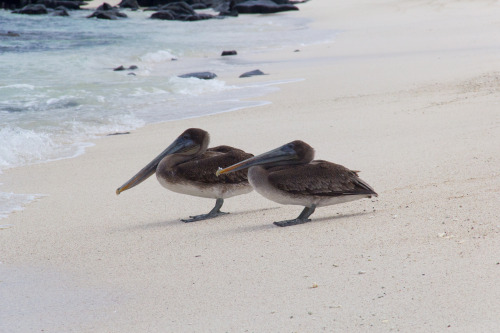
[273,205,316,227]
[273,218,311,227]
[181,211,229,223]
[181,198,227,223]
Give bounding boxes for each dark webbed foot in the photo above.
[273,218,311,227]
[181,198,227,223]
[273,205,316,227]
[181,211,228,223]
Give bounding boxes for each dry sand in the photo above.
[1,0,500,331]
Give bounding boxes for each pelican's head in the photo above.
[216,140,314,176]
[116,128,209,195]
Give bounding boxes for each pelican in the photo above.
[216,140,377,227]
[116,128,253,222]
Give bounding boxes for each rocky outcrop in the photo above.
[118,0,139,10]
[87,2,127,19]
[13,4,49,14]
[150,1,214,21]
[234,0,298,14]
[36,0,82,9]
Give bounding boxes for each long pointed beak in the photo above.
[216,144,296,176]
[116,137,195,195]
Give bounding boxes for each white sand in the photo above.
[1,0,500,331]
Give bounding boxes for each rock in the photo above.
[178,72,217,80]
[0,31,21,37]
[114,65,139,71]
[150,2,215,21]
[118,0,139,9]
[183,12,214,20]
[51,7,70,15]
[35,0,81,9]
[159,1,195,15]
[150,10,175,19]
[191,3,208,9]
[221,50,237,56]
[217,0,238,16]
[234,0,298,14]
[13,4,49,14]
[139,0,215,8]
[107,131,131,136]
[87,2,127,19]
[239,69,266,78]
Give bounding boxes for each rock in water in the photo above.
[239,69,266,78]
[178,72,217,80]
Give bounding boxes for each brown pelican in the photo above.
[216,140,377,227]
[116,128,253,222]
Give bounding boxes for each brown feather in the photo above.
[175,146,253,185]
[268,160,377,196]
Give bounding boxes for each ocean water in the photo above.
[0,6,333,219]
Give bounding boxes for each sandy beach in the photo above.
[1,0,500,331]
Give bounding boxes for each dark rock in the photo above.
[87,2,127,19]
[118,0,139,9]
[221,50,237,56]
[0,31,21,37]
[191,3,207,9]
[13,4,48,14]
[234,0,298,14]
[178,72,217,80]
[51,7,69,15]
[128,65,138,70]
[3,0,27,10]
[107,131,131,136]
[239,69,266,78]
[183,12,213,20]
[139,0,215,8]
[113,65,126,71]
[217,0,238,16]
[159,1,195,15]
[128,72,136,76]
[151,10,175,19]
[36,0,81,9]
[150,2,214,21]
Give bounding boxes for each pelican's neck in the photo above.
[161,153,195,170]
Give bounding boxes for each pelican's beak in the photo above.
[116,135,197,195]
[216,143,297,176]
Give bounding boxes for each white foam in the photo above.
[0,191,44,220]
[139,50,177,64]
[0,84,35,90]
[168,76,231,95]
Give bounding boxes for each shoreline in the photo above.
[1,0,500,331]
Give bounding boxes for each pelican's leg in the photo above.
[181,198,229,223]
[273,205,317,227]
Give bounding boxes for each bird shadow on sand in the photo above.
[229,210,372,233]
[116,209,372,234]
[115,217,185,232]
[115,207,282,232]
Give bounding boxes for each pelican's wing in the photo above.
[268,160,377,196]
